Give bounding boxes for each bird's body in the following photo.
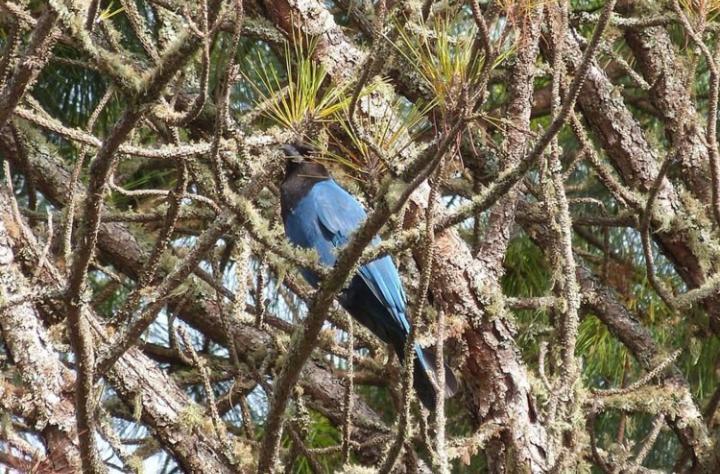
[280,144,454,410]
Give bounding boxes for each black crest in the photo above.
[280,142,330,220]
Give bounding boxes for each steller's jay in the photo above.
[279,142,457,410]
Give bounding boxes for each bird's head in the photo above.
[281,141,313,157]
[281,142,329,179]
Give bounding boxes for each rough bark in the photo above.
[564,31,720,331]
[0,192,239,473]
[406,183,549,473]
[0,8,58,128]
[624,24,712,202]
[477,7,544,280]
[0,207,81,473]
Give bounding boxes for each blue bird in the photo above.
[280,142,456,410]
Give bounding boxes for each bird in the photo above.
[279,142,457,410]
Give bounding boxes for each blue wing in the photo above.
[284,179,441,407]
[284,179,410,334]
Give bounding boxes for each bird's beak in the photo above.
[282,144,306,164]
[281,144,297,157]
